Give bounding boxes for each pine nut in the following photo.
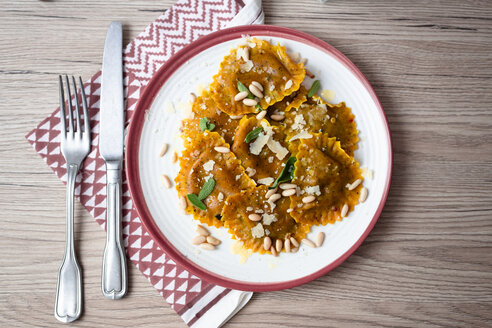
[160,174,172,189]
[179,196,187,211]
[279,183,297,190]
[270,245,278,257]
[256,110,267,120]
[348,178,362,191]
[206,236,221,246]
[341,204,349,217]
[214,146,230,153]
[248,213,262,222]
[302,238,316,248]
[230,115,243,119]
[200,243,215,250]
[282,189,296,197]
[284,79,293,90]
[268,193,281,203]
[265,188,277,199]
[251,81,263,91]
[171,151,178,163]
[276,239,283,253]
[191,235,206,245]
[196,225,210,236]
[159,143,168,157]
[290,247,299,253]
[316,232,325,247]
[302,195,316,203]
[284,239,291,253]
[263,236,272,251]
[249,84,264,98]
[234,91,249,101]
[360,187,368,203]
[242,98,258,106]
[270,114,285,121]
[290,237,299,248]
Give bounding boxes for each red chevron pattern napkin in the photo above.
[26,0,263,327]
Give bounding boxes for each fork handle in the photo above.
[55,164,82,322]
[101,166,127,299]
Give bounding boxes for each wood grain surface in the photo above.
[1,0,491,327]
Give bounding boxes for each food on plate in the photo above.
[210,37,305,116]
[171,37,366,255]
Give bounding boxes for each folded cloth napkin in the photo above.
[26,0,263,327]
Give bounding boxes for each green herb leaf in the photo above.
[256,104,263,111]
[237,80,248,93]
[199,117,215,131]
[307,80,320,97]
[270,156,297,189]
[187,194,206,210]
[244,127,263,143]
[198,178,215,200]
[237,81,255,99]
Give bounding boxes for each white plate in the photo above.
[126,25,392,291]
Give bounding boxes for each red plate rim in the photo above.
[125,24,393,292]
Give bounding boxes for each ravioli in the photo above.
[173,38,366,256]
[231,116,290,186]
[181,90,240,145]
[289,133,363,225]
[222,186,310,253]
[175,131,255,227]
[282,95,359,156]
[210,37,305,115]
[269,86,308,113]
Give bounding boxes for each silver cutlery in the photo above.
[54,75,91,323]
[99,21,127,300]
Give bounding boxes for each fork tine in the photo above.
[78,76,90,134]
[71,76,82,135]
[58,76,67,136]
[65,75,74,133]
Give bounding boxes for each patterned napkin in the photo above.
[25,0,263,327]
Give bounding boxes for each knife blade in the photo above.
[99,21,127,300]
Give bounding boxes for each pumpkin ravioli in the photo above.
[231,116,290,185]
[181,90,240,145]
[282,96,359,156]
[289,133,363,225]
[175,131,255,227]
[222,186,310,253]
[210,37,305,115]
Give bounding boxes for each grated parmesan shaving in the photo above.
[203,160,215,172]
[251,223,264,239]
[262,213,277,225]
[289,131,313,141]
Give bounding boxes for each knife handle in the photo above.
[101,166,127,300]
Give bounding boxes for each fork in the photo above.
[54,75,91,323]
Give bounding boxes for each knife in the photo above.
[99,21,127,300]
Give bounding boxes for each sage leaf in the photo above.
[198,178,215,200]
[244,127,263,143]
[187,194,206,210]
[237,81,255,99]
[199,117,215,131]
[270,156,297,189]
[307,80,320,97]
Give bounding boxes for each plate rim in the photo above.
[125,24,393,292]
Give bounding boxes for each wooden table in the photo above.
[1,1,491,326]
